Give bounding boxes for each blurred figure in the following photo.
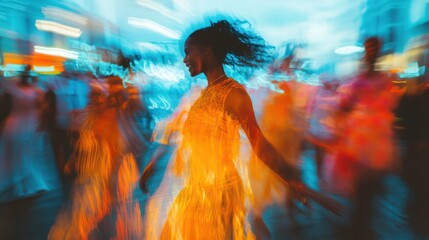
[50,71,89,181]
[0,65,60,203]
[332,37,397,239]
[40,83,63,180]
[248,79,294,239]
[306,74,339,181]
[246,56,305,238]
[262,56,302,170]
[49,76,142,239]
[125,84,149,126]
[0,76,12,135]
[123,83,151,161]
[141,19,341,240]
[396,79,429,237]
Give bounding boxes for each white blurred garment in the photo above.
[0,83,59,203]
[307,86,339,141]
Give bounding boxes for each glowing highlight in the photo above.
[34,46,79,60]
[128,18,181,39]
[35,20,82,38]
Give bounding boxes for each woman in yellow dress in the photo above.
[141,19,341,240]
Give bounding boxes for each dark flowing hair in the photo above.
[186,19,273,68]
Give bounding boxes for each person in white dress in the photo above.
[0,66,60,203]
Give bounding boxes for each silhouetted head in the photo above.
[364,37,382,66]
[183,20,272,77]
[19,64,33,85]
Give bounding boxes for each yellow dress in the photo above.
[148,78,254,240]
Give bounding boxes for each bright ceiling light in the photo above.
[128,18,181,39]
[136,0,184,23]
[35,20,82,38]
[42,7,88,25]
[334,45,364,55]
[34,46,79,60]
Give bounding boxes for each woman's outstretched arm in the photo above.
[225,87,343,215]
[224,87,299,181]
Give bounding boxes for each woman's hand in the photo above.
[289,181,344,216]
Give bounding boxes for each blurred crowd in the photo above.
[0,30,428,239]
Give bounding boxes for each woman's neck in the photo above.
[204,65,227,86]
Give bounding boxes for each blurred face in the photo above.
[279,57,292,72]
[108,82,120,93]
[183,38,206,77]
[364,41,380,65]
[90,89,105,105]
